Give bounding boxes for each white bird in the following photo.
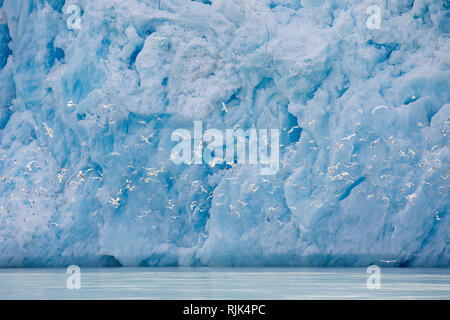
[42,122,54,138]
[229,204,240,217]
[238,200,248,207]
[77,170,85,182]
[405,193,417,203]
[221,102,228,113]
[370,138,380,148]
[192,181,208,193]
[26,160,36,171]
[372,105,388,114]
[140,133,154,144]
[66,100,76,108]
[138,121,149,127]
[341,133,357,141]
[125,179,136,191]
[110,197,120,208]
[288,126,299,134]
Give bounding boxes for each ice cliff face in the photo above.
[0,0,448,267]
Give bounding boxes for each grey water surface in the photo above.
[0,267,449,300]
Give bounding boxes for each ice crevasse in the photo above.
[0,0,448,267]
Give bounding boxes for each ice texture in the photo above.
[0,0,448,267]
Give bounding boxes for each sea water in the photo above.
[0,268,449,300]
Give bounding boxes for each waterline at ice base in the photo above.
[0,0,448,268]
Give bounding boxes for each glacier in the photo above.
[0,0,448,267]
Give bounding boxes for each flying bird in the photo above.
[371,105,388,114]
[42,122,54,138]
[221,102,228,113]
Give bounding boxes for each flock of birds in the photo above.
[0,96,448,254]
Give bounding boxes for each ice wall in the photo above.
[0,0,448,267]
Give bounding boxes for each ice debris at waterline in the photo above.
[0,0,448,267]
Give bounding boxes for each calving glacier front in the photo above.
[0,0,448,267]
